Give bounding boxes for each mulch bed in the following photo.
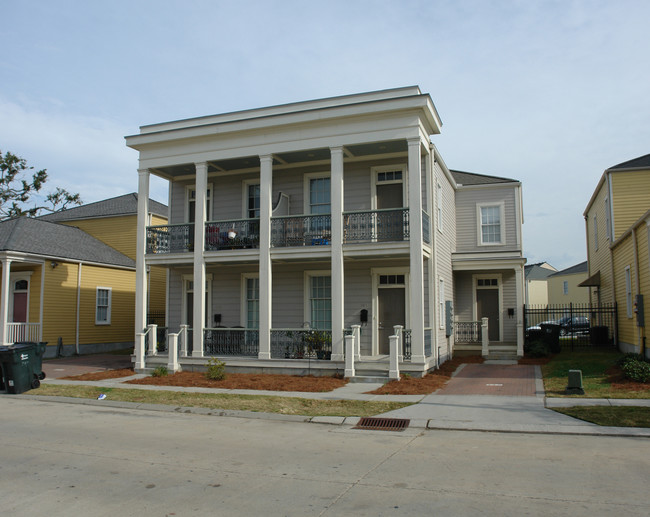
[62,369,135,381]
[605,366,650,392]
[125,371,348,392]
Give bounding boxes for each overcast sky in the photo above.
[2,0,649,270]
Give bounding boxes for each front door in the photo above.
[378,288,405,354]
[477,289,499,341]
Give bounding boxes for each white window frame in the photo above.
[563,281,569,295]
[625,266,633,318]
[436,182,443,232]
[477,202,505,246]
[303,270,332,330]
[370,164,407,210]
[242,179,260,219]
[593,214,598,250]
[303,172,331,215]
[186,183,213,222]
[95,287,112,325]
[240,273,260,328]
[604,195,612,241]
[438,277,445,329]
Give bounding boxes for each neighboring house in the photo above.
[524,262,558,306]
[583,153,650,357]
[547,261,589,306]
[125,86,526,377]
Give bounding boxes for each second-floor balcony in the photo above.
[343,208,409,243]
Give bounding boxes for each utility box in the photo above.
[566,369,585,395]
[445,301,453,337]
[634,294,644,327]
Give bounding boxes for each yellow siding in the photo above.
[637,224,650,309]
[149,266,167,315]
[612,234,637,347]
[27,265,43,324]
[611,170,650,240]
[42,263,81,345]
[60,215,137,259]
[585,182,614,304]
[547,273,590,305]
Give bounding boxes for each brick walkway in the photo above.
[42,354,132,379]
[436,364,537,396]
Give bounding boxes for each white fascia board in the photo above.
[1,251,135,270]
[455,182,522,191]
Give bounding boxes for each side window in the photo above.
[478,204,504,245]
[96,287,112,325]
[436,182,443,232]
[593,214,598,250]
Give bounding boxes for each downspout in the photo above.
[39,262,45,341]
[632,230,642,354]
[76,262,82,355]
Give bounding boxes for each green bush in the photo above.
[525,340,550,358]
[621,358,650,383]
[152,366,168,377]
[617,353,646,367]
[206,358,227,381]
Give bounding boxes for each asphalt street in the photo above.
[1,397,649,516]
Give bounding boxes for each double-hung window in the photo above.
[96,287,111,325]
[478,203,504,245]
[247,183,260,219]
[309,276,331,330]
[245,277,259,329]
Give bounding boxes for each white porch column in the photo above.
[389,335,400,380]
[408,138,426,363]
[0,258,11,346]
[330,146,345,361]
[258,154,273,359]
[192,162,208,357]
[135,169,150,369]
[481,317,489,357]
[515,264,525,357]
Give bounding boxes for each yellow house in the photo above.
[524,262,557,306]
[583,154,650,356]
[0,194,168,358]
[547,261,589,306]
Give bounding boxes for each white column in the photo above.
[351,324,361,360]
[258,155,273,359]
[167,332,179,372]
[330,146,345,361]
[147,324,158,355]
[0,258,11,346]
[135,169,149,369]
[192,162,208,357]
[515,264,525,357]
[408,138,426,363]
[344,334,355,378]
[481,317,489,357]
[389,335,400,380]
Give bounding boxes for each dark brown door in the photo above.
[378,288,405,354]
[376,183,404,241]
[476,289,499,341]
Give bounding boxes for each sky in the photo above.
[2,0,649,271]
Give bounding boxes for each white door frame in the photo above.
[181,273,213,327]
[472,273,503,341]
[371,164,408,210]
[371,267,410,355]
[9,272,32,322]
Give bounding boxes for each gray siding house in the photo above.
[126,87,525,378]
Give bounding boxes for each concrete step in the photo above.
[349,375,390,383]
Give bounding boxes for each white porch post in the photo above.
[135,169,149,369]
[408,138,426,363]
[330,146,345,361]
[389,334,400,380]
[481,317,489,357]
[0,258,11,346]
[258,154,273,359]
[192,162,208,358]
[515,264,525,357]
[147,324,158,355]
[344,334,355,378]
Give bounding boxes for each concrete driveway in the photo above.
[42,354,132,379]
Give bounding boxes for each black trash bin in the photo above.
[15,341,47,380]
[0,343,40,394]
[590,326,609,345]
[540,323,561,353]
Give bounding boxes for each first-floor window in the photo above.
[96,287,111,325]
[310,276,331,329]
[246,277,259,329]
[625,266,633,318]
[439,277,445,329]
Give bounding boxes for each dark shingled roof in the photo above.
[549,261,588,277]
[39,193,167,222]
[608,153,650,171]
[525,263,557,280]
[450,170,518,186]
[0,217,134,268]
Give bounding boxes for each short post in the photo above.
[389,334,400,380]
[167,332,179,372]
[180,324,189,357]
[147,324,158,356]
[566,369,585,395]
[481,317,489,357]
[135,332,146,371]
[394,325,404,362]
[344,334,355,378]
[352,324,361,361]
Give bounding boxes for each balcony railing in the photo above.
[204,328,259,356]
[205,219,260,251]
[454,321,482,343]
[6,322,40,343]
[343,208,410,243]
[270,329,332,359]
[147,223,194,254]
[271,214,331,248]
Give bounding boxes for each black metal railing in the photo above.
[204,328,259,356]
[147,223,194,254]
[270,329,332,359]
[343,208,409,243]
[422,211,431,244]
[205,219,260,251]
[402,329,412,360]
[523,303,617,349]
[454,321,482,343]
[271,214,331,247]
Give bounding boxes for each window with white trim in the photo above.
[245,276,259,329]
[245,183,260,219]
[96,287,111,325]
[310,276,331,330]
[309,177,330,214]
[563,281,569,295]
[625,266,633,318]
[439,277,445,329]
[605,196,611,241]
[187,185,212,222]
[478,204,504,245]
[593,214,598,250]
[436,182,443,232]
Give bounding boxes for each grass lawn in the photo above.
[32,384,413,418]
[541,349,650,399]
[551,406,650,427]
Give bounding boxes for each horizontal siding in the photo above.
[611,171,650,240]
[42,263,81,344]
[61,215,137,259]
[585,182,614,303]
[613,234,636,346]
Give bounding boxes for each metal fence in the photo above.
[523,303,617,349]
[270,329,332,359]
[204,328,259,356]
[343,208,409,243]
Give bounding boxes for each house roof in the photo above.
[549,261,588,277]
[525,263,557,280]
[39,193,167,222]
[608,153,650,171]
[450,170,518,186]
[0,217,134,268]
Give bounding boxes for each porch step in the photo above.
[349,375,390,383]
[485,345,518,361]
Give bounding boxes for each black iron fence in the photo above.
[204,328,259,356]
[270,329,332,359]
[524,303,617,349]
[343,208,409,243]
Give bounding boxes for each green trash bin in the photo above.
[15,341,47,380]
[540,323,561,353]
[0,343,40,394]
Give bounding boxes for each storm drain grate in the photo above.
[354,417,410,431]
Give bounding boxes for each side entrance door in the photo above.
[476,289,499,341]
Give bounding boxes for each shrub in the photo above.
[525,340,549,358]
[617,353,646,367]
[621,358,650,383]
[152,366,168,377]
[206,358,227,381]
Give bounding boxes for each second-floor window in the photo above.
[248,183,260,218]
[478,203,504,245]
[309,177,330,214]
[187,186,212,222]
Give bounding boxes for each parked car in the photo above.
[526,316,590,337]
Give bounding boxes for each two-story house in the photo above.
[583,154,650,357]
[126,87,525,377]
